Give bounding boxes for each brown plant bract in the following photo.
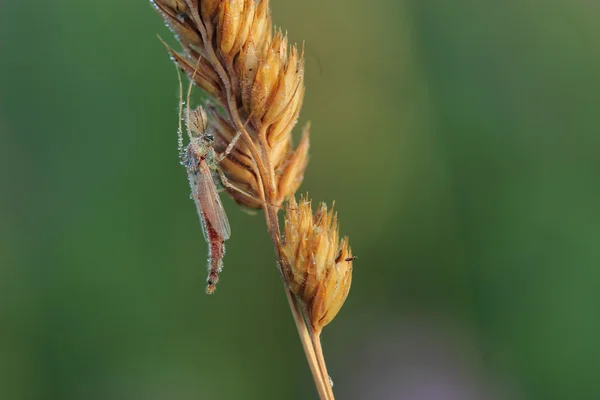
[153,0,308,209]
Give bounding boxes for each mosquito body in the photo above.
[178,70,231,294]
[182,114,231,294]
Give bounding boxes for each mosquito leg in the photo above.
[213,166,288,214]
[216,130,243,163]
[176,67,185,162]
[215,98,260,163]
[213,166,256,200]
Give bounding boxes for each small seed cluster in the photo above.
[282,196,353,332]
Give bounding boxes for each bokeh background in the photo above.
[1,1,599,399]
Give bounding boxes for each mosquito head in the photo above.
[201,132,215,145]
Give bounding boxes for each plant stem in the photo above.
[284,289,331,400]
[265,205,333,399]
[311,330,335,399]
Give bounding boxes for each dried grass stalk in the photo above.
[152,1,354,398]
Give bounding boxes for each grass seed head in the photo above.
[281,195,353,332]
[153,0,307,208]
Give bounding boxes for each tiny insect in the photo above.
[177,68,231,294]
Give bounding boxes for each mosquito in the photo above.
[177,68,232,295]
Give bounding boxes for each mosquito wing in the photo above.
[194,161,231,240]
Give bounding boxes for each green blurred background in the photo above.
[1,1,599,399]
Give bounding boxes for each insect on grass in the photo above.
[177,66,231,295]
[152,2,356,397]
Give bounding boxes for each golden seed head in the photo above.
[153,0,307,209]
[281,196,353,332]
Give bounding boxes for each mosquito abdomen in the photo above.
[203,210,226,294]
